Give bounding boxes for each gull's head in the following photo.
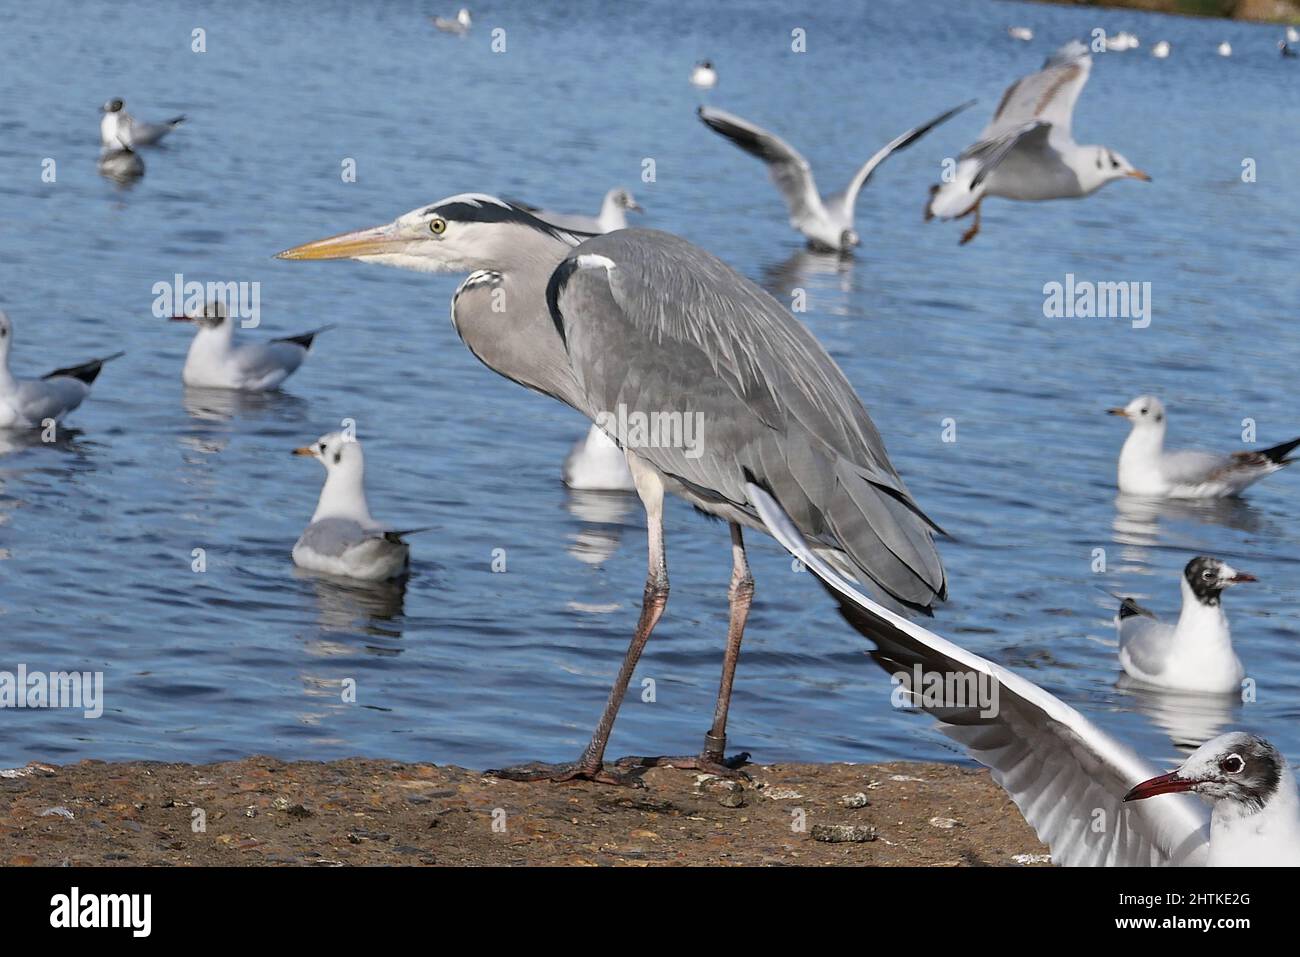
[276,193,580,275]
[1125,732,1284,815]
[1184,555,1256,606]
[841,228,860,249]
[0,310,11,358]
[1093,146,1150,185]
[101,98,124,114]
[458,8,471,25]
[1107,394,1165,430]
[610,188,644,214]
[170,299,228,331]
[294,432,363,475]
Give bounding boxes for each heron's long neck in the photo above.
[451,236,588,414]
[312,464,373,524]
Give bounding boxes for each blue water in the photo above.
[1,0,1298,774]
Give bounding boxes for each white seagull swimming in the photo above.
[1108,395,1300,498]
[432,8,471,34]
[1151,40,1171,59]
[511,188,643,235]
[1007,26,1033,42]
[171,301,332,391]
[292,433,422,582]
[927,40,1149,244]
[1116,556,1254,695]
[749,482,1300,866]
[699,100,974,252]
[100,98,184,149]
[1218,41,1233,57]
[0,310,123,430]
[690,60,718,88]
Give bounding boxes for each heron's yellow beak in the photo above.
[275,222,402,261]
[292,446,316,456]
[1127,169,1151,182]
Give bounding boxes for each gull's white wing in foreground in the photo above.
[697,106,829,231]
[835,100,977,217]
[748,482,1210,866]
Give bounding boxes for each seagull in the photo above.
[749,482,1300,866]
[277,193,947,785]
[292,433,422,581]
[1280,40,1298,59]
[699,100,974,252]
[1116,557,1255,695]
[100,99,184,149]
[0,310,123,430]
[1218,41,1233,57]
[1007,26,1033,42]
[690,60,718,88]
[511,188,643,235]
[926,40,1149,245]
[1151,40,1171,59]
[432,8,471,34]
[1108,395,1300,498]
[1104,31,1139,52]
[171,300,333,391]
[1289,26,1300,43]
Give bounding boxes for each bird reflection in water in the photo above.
[563,487,637,570]
[759,248,857,310]
[1116,679,1240,756]
[296,567,409,639]
[181,385,308,423]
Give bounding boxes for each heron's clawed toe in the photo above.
[614,752,753,780]
[483,761,645,788]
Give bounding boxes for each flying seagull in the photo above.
[277,193,946,785]
[927,40,1149,244]
[510,188,643,237]
[699,100,974,252]
[171,300,333,391]
[1108,395,1300,498]
[750,482,1300,866]
[1116,556,1255,695]
[690,60,718,89]
[0,310,123,429]
[292,432,422,581]
[100,98,184,149]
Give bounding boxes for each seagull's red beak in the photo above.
[1229,572,1257,584]
[1123,770,1195,802]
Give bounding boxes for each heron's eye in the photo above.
[429,217,447,236]
[1220,754,1244,774]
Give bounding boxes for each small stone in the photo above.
[760,787,803,801]
[718,791,745,809]
[39,806,74,819]
[1013,853,1052,865]
[839,793,870,808]
[811,824,877,843]
[928,816,962,829]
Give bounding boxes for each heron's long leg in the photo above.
[485,457,668,787]
[959,198,982,245]
[615,522,753,779]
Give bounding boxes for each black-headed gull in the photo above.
[699,100,974,252]
[432,8,471,35]
[748,481,1300,866]
[100,98,184,149]
[1108,395,1300,498]
[172,301,332,391]
[1116,556,1255,695]
[511,188,643,236]
[690,60,718,88]
[0,310,123,429]
[927,40,1149,245]
[292,433,423,581]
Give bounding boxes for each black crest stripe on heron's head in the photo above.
[424,195,595,244]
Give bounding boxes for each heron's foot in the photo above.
[483,760,644,788]
[959,223,980,245]
[614,751,752,780]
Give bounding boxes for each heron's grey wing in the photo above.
[979,39,1091,142]
[697,106,830,230]
[548,229,946,611]
[750,483,1211,867]
[838,101,976,215]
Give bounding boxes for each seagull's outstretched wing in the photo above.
[980,39,1092,142]
[748,482,1210,866]
[697,106,830,230]
[838,101,976,216]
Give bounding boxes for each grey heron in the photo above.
[277,193,946,785]
[0,310,124,429]
[926,40,1149,245]
[698,100,974,252]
